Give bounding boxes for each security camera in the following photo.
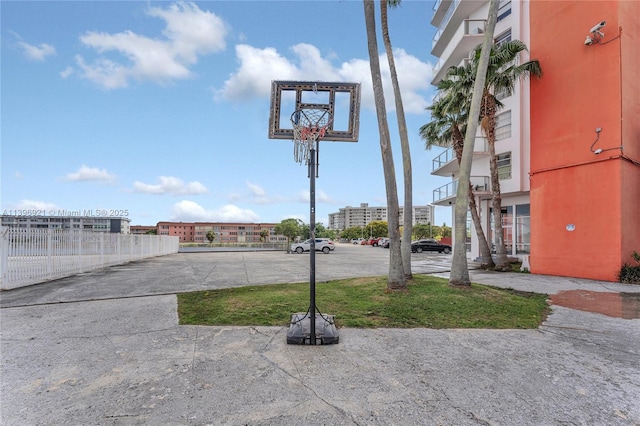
[590,21,606,33]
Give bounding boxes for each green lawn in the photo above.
[177,274,549,329]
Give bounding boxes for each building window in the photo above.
[515,204,530,254]
[493,31,513,100]
[497,0,511,22]
[495,30,512,47]
[495,110,511,141]
[497,152,512,180]
[489,205,513,254]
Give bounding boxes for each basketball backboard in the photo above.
[268,81,361,142]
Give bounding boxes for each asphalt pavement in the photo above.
[1,244,639,425]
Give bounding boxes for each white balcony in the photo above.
[432,1,485,56]
[431,137,490,177]
[432,19,486,84]
[432,176,491,206]
[431,0,453,26]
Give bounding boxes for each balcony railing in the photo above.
[432,146,456,171]
[432,18,486,82]
[465,19,486,37]
[431,138,490,174]
[433,0,461,48]
[433,179,458,204]
[433,176,491,204]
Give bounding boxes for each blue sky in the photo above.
[1,0,451,227]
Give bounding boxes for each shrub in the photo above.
[618,251,640,284]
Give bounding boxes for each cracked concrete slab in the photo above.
[1,244,639,425]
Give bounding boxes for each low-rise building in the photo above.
[1,215,131,234]
[156,221,285,244]
[130,225,157,235]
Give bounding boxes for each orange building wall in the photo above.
[529,0,640,281]
[619,0,640,268]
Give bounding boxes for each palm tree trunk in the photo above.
[363,0,405,290]
[468,184,494,267]
[380,0,413,279]
[449,0,500,286]
[452,125,494,268]
[483,93,511,271]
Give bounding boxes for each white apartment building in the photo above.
[1,215,131,234]
[328,203,435,230]
[430,0,531,259]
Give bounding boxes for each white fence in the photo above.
[0,227,179,290]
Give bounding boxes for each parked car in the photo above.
[378,238,389,248]
[291,238,335,254]
[351,238,365,245]
[410,239,452,254]
[369,237,383,247]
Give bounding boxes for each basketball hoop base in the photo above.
[286,312,339,345]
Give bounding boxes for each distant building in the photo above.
[1,215,131,234]
[157,222,195,242]
[130,225,157,235]
[327,203,435,230]
[156,221,286,244]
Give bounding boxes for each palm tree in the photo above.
[454,40,542,271]
[380,0,412,279]
[363,0,405,290]
[433,36,541,274]
[420,86,495,268]
[448,0,499,286]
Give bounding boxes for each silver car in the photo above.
[291,238,335,254]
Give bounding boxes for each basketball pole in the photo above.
[308,140,317,345]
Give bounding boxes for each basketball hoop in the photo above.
[290,108,333,164]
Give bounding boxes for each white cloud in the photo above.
[215,43,338,101]
[335,49,433,114]
[297,189,335,204]
[75,2,228,89]
[171,200,259,222]
[226,181,284,205]
[132,176,208,195]
[13,199,59,211]
[216,44,433,114]
[64,165,116,183]
[278,213,306,224]
[17,41,56,61]
[244,181,283,204]
[60,67,74,79]
[246,181,265,197]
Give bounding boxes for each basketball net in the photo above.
[290,109,333,164]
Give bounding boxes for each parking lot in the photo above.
[0,242,457,308]
[1,243,638,425]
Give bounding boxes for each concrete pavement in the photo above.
[1,245,639,425]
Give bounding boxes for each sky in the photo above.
[1,0,452,228]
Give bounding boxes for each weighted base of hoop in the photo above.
[286,312,339,345]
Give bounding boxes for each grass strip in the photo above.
[177,274,549,329]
